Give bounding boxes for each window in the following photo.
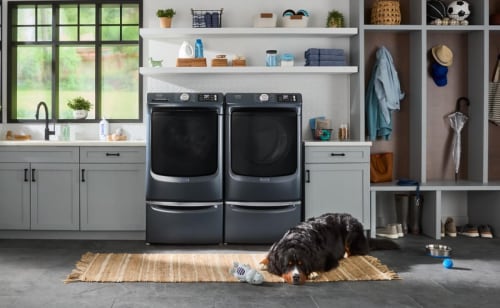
[7,0,141,122]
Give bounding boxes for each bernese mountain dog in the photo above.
[260,213,399,285]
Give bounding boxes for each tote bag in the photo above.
[370,152,393,183]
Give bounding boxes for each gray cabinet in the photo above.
[304,143,371,228]
[30,163,79,230]
[0,147,79,230]
[0,163,30,229]
[79,147,146,231]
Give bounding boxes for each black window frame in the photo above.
[6,0,143,124]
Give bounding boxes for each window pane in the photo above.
[101,45,139,119]
[80,26,95,41]
[16,6,35,26]
[80,5,95,24]
[122,26,138,40]
[37,26,52,41]
[15,27,36,42]
[59,26,77,41]
[15,46,52,120]
[59,46,96,120]
[102,5,120,24]
[59,5,77,25]
[37,5,52,25]
[122,4,139,24]
[101,26,120,41]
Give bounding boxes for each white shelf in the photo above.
[140,66,358,76]
[140,27,358,39]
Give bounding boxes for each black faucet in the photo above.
[35,101,56,141]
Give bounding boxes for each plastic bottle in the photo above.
[99,118,109,141]
[195,38,204,58]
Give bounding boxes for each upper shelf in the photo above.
[140,27,358,39]
[140,66,358,77]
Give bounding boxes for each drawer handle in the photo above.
[306,170,310,183]
[31,169,36,182]
[24,169,29,182]
[106,152,120,157]
[81,169,86,182]
[330,153,346,157]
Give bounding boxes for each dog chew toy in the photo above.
[443,258,454,269]
[230,262,264,285]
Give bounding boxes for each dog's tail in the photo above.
[368,238,400,250]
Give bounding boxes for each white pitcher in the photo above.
[178,41,194,58]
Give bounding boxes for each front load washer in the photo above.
[145,92,224,244]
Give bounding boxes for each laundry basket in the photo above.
[371,0,401,25]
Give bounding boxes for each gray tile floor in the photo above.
[1,235,500,308]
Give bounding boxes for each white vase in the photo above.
[73,110,88,119]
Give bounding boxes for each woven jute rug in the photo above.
[65,252,399,283]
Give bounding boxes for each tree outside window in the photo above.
[8,1,141,122]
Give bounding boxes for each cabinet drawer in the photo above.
[80,147,145,163]
[305,146,369,163]
[0,146,79,163]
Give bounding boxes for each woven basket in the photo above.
[371,0,401,25]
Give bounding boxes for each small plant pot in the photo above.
[328,17,344,28]
[73,110,88,119]
[159,17,172,28]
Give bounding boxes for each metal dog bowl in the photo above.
[426,244,452,257]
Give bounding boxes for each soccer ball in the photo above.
[447,1,470,21]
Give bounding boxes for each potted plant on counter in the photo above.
[67,96,92,119]
[157,8,176,28]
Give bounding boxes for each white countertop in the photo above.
[303,140,372,146]
[0,140,146,146]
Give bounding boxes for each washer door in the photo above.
[230,108,298,177]
[151,108,219,177]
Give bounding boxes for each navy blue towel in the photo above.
[305,48,344,57]
[305,54,346,62]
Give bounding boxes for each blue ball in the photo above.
[443,258,454,269]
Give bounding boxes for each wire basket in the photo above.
[371,0,401,25]
[191,8,223,28]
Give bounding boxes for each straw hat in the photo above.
[432,44,453,66]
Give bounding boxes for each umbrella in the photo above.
[447,97,469,182]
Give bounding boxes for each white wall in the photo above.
[1,0,351,141]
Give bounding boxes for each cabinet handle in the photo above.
[31,169,36,182]
[24,168,29,182]
[81,169,86,182]
[106,152,120,157]
[306,170,310,183]
[330,153,346,157]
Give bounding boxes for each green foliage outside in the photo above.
[12,3,140,121]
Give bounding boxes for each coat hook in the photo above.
[455,97,470,112]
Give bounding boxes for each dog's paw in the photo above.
[259,257,269,271]
[343,251,349,258]
[308,272,319,280]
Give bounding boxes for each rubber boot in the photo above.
[409,193,423,235]
[395,194,409,235]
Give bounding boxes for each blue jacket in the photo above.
[366,46,405,140]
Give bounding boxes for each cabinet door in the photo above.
[30,163,79,230]
[304,163,370,227]
[80,164,145,231]
[0,163,30,229]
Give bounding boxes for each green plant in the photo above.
[156,9,176,18]
[67,96,92,111]
[327,10,345,27]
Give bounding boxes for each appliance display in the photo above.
[145,92,224,244]
[224,93,303,243]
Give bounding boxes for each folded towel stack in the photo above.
[304,48,346,66]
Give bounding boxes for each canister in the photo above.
[281,53,294,67]
[266,50,279,67]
